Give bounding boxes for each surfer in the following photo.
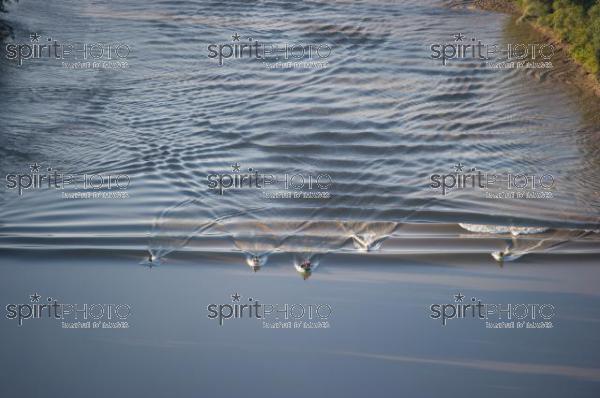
[300,259,311,271]
[294,259,313,280]
[492,240,514,264]
[247,255,262,272]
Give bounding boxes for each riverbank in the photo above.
[471,0,519,14]
[470,0,600,96]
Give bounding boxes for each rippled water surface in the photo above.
[1,0,600,258]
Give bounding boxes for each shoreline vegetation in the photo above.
[471,0,600,95]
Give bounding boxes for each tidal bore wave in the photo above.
[142,196,600,278]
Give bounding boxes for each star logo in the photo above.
[454,33,465,42]
[231,292,241,302]
[454,293,465,303]
[30,162,41,173]
[30,33,41,42]
[231,163,241,172]
[232,33,241,41]
[453,162,464,172]
[30,293,41,303]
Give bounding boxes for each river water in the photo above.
[0,1,599,397]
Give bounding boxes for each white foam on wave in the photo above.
[459,223,549,236]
